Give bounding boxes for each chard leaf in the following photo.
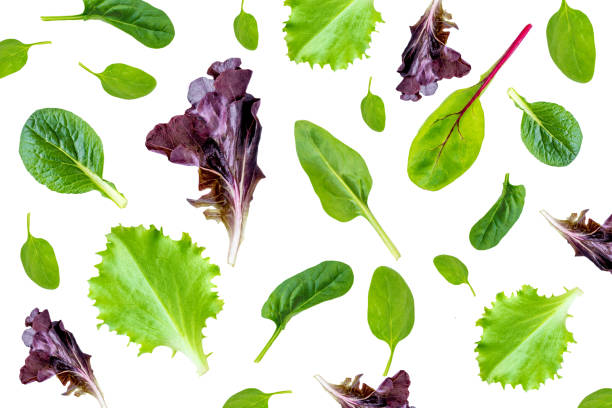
[408,25,531,191]
[579,389,612,408]
[361,77,386,132]
[433,255,474,296]
[234,0,258,51]
[255,261,353,362]
[79,62,156,100]
[508,88,582,167]
[476,285,582,390]
[0,39,50,79]
[469,174,525,250]
[19,108,127,208]
[547,0,595,83]
[223,389,291,408]
[284,0,383,70]
[89,225,223,375]
[295,120,400,259]
[20,213,60,290]
[368,266,415,376]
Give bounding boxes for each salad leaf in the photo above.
[433,254,475,295]
[469,174,526,250]
[19,108,127,208]
[476,285,582,390]
[361,77,386,132]
[21,213,60,290]
[283,0,383,70]
[547,0,595,83]
[20,309,107,407]
[234,0,258,51]
[579,389,612,408]
[79,62,157,100]
[255,261,353,362]
[408,24,531,191]
[295,120,400,259]
[368,266,415,376]
[507,88,582,167]
[146,58,264,266]
[0,39,51,79]
[41,0,175,49]
[542,210,612,273]
[223,389,291,408]
[89,225,223,375]
[396,0,470,101]
[315,370,411,408]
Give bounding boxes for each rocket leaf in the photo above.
[361,77,386,132]
[433,255,475,296]
[579,389,612,408]
[0,39,51,79]
[223,389,291,408]
[21,213,60,290]
[234,0,259,51]
[79,62,156,100]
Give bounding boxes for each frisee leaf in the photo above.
[223,389,291,408]
[0,39,51,79]
[89,225,223,375]
[361,77,386,132]
[234,0,259,51]
[579,389,612,408]
[433,255,474,296]
[79,62,157,100]
[20,213,60,290]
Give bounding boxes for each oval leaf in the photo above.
[470,174,525,250]
[224,389,291,408]
[0,39,51,79]
[234,9,259,51]
[433,255,475,296]
[368,266,415,376]
[361,77,386,132]
[579,389,612,408]
[80,62,157,99]
[20,213,60,290]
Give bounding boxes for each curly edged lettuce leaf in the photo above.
[146,58,264,266]
[89,225,223,375]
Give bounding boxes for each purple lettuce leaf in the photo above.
[20,308,107,407]
[397,0,471,101]
[315,370,413,408]
[542,210,612,272]
[146,58,264,266]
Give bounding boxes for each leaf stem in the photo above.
[86,170,127,208]
[78,62,98,77]
[383,347,395,376]
[363,209,401,260]
[467,281,476,297]
[367,76,373,93]
[26,212,32,236]
[269,390,292,396]
[254,327,282,363]
[240,0,245,11]
[27,41,52,47]
[40,14,85,21]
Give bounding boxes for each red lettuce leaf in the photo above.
[146,58,264,266]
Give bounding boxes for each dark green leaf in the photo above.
[20,213,60,290]
[79,62,156,99]
[234,2,258,51]
[361,77,385,132]
[0,39,51,79]
[223,389,291,408]
[579,389,612,408]
[433,255,475,296]
[470,174,525,250]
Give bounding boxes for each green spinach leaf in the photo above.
[368,266,415,376]
[224,389,291,408]
[469,174,525,250]
[579,389,612,408]
[433,255,475,296]
[79,62,156,99]
[234,0,258,51]
[0,39,51,79]
[20,213,60,290]
[361,77,386,132]
[255,261,354,362]
[19,108,127,208]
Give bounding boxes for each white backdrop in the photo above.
[2,1,611,407]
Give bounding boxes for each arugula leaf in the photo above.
[20,213,60,290]
[19,108,127,208]
[234,0,258,51]
[579,389,612,408]
[284,0,383,70]
[408,24,531,191]
[223,389,291,408]
[476,285,582,390]
[79,62,156,100]
[433,255,474,296]
[295,120,400,259]
[368,266,415,376]
[507,88,582,167]
[469,174,525,250]
[361,77,385,132]
[547,0,595,83]
[255,261,353,362]
[89,225,223,374]
[0,39,51,79]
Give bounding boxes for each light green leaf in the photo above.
[89,225,223,375]
[361,76,385,132]
[476,285,582,390]
[20,213,60,290]
[79,62,157,100]
[0,39,51,79]
[223,389,291,408]
[433,255,474,296]
[284,0,383,70]
[579,389,612,408]
[234,0,258,51]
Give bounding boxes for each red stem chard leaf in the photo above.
[146,58,264,266]
[397,0,470,101]
[20,309,107,408]
[542,210,612,273]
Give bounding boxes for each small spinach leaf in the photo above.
[368,266,415,376]
[223,389,291,408]
[20,213,60,290]
[255,261,354,362]
[579,389,612,408]
[234,0,258,51]
[433,255,475,296]
[0,39,51,79]
[469,174,525,250]
[361,77,386,132]
[79,62,156,99]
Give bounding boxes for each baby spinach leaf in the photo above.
[19,108,127,208]
[507,88,582,167]
[579,389,612,408]
[41,0,175,49]
[469,174,525,250]
[223,389,291,408]
[255,261,354,363]
[295,120,400,259]
[20,213,60,290]
[0,39,51,79]
[547,0,595,83]
[234,0,258,51]
[408,25,531,191]
[368,266,415,376]
[361,77,386,132]
[79,62,156,100]
[433,255,475,296]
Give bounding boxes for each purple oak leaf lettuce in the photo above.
[146,58,264,266]
[20,308,107,407]
[542,210,612,272]
[397,0,471,101]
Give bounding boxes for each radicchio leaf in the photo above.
[397,0,471,101]
[542,210,612,272]
[20,309,107,407]
[315,370,412,408]
[146,58,264,266]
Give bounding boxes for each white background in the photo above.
[2,0,611,407]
